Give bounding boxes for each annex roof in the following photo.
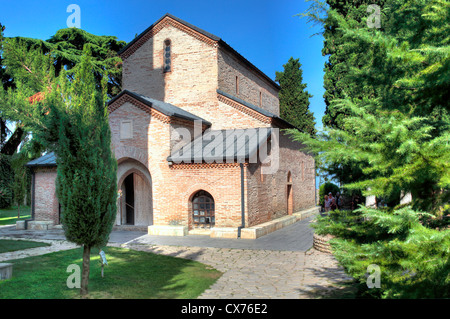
[25,152,57,167]
[167,127,273,164]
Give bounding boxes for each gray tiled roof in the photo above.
[26,152,57,167]
[109,90,212,126]
[167,127,272,164]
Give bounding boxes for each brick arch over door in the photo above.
[115,145,163,182]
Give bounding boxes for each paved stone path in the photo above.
[119,243,354,299]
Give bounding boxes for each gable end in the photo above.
[119,14,219,60]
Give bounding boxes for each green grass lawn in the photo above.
[0,239,51,253]
[0,246,222,299]
[0,206,31,225]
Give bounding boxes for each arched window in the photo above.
[192,190,215,228]
[163,39,171,72]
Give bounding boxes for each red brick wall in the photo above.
[31,17,316,232]
[217,47,280,116]
[245,131,316,227]
[122,18,279,131]
[33,168,59,224]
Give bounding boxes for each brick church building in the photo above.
[24,14,317,238]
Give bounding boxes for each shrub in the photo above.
[312,206,450,298]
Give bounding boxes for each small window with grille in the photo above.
[192,190,215,229]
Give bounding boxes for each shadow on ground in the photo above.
[297,266,358,299]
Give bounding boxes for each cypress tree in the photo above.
[46,46,117,296]
[1,26,118,295]
[275,57,316,136]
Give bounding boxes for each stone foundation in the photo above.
[0,263,13,280]
[240,206,320,239]
[148,225,188,236]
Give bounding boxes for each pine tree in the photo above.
[294,0,449,298]
[293,0,449,212]
[275,57,316,135]
[0,26,126,158]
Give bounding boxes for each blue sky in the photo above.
[1,0,327,130]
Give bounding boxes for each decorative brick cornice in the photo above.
[120,16,218,60]
[170,116,209,131]
[169,162,246,170]
[217,93,272,124]
[108,94,171,124]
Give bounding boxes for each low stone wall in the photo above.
[210,227,239,239]
[16,220,54,230]
[148,225,188,236]
[313,233,335,254]
[240,206,320,239]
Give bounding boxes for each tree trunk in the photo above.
[0,126,25,155]
[80,245,91,297]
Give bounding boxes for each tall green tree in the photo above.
[275,57,316,136]
[297,0,449,298]
[0,26,126,157]
[43,47,117,296]
[0,26,125,212]
[2,24,118,294]
[317,0,387,186]
[292,0,449,212]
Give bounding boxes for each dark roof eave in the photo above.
[216,90,300,131]
[108,90,212,126]
[25,163,57,168]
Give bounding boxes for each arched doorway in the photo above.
[122,173,135,225]
[287,171,293,215]
[191,190,215,229]
[117,159,153,226]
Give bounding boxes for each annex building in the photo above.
[24,14,317,238]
